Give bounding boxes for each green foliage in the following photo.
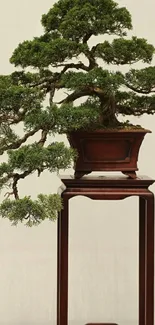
[52,102,101,132]
[0,75,44,110]
[124,67,155,93]
[95,37,154,65]
[0,124,19,154]
[10,37,84,68]
[42,0,132,39]
[116,91,155,115]
[61,68,123,91]
[0,0,155,225]
[0,194,62,226]
[7,142,76,172]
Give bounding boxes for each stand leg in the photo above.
[145,194,154,325]
[139,197,146,325]
[57,197,69,325]
[139,194,154,325]
[122,171,137,179]
[74,170,91,179]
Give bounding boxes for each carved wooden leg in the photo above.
[74,170,91,179]
[139,197,146,325]
[122,171,137,179]
[145,193,154,325]
[139,194,154,325]
[57,197,69,325]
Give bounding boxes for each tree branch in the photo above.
[29,62,90,91]
[0,109,27,125]
[3,128,49,200]
[4,191,14,199]
[54,62,90,72]
[91,43,101,54]
[57,88,94,104]
[38,130,48,146]
[87,52,98,69]
[125,82,155,94]
[37,130,48,176]
[57,86,106,104]
[117,104,154,116]
[4,170,33,200]
[1,128,39,155]
[83,32,93,44]
[12,175,19,199]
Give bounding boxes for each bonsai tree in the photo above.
[1,0,155,226]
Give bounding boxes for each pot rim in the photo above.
[68,128,151,134]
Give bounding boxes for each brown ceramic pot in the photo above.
[68,129,151,179]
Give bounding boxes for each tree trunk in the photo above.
[100,96,120,127]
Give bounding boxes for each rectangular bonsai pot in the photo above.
[68,129,151,178]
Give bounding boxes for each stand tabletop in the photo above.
[59,175,155,189]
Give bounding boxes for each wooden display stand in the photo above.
[57,175,155,325]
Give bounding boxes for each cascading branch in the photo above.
[1,0,155,225]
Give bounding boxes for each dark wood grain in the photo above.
[139,197,146,325]
[145,194,154,325]
[59,175,154,188]
[57,200,69,325]
[57,175,155,325]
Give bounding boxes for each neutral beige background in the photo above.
[0,1,155,325]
